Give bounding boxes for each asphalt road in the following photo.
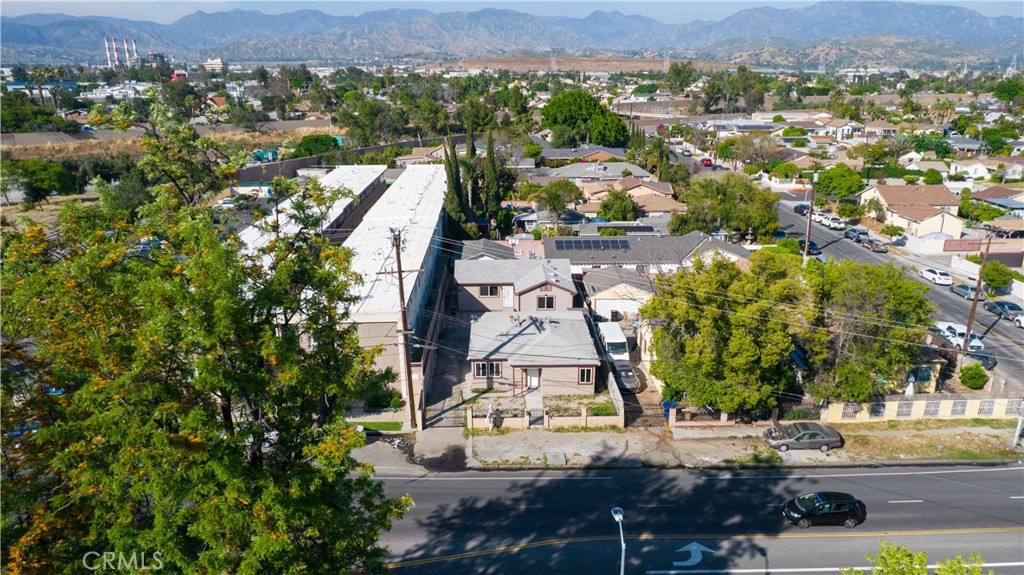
[776,198,1024,389]
[379,465,1024,574]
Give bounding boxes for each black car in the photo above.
[797,239,821,255]
[783,492,866,529]
[984,300,1024,325]
[793,204,810,216]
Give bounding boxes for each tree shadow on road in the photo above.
[381,441,821,574]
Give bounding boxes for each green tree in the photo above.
[669,173,779,240]
[292,133,340,158]
[922,168,944,185]
[482,131,502,215]
[598,188,641,221]
[2,170,409,574]
[981,259,1014,291]
[443,137,468,224]
[9,159,75,203]
[642,251,812,413]
[814,260,934,401]
[815,163,864,200]
[541,90,628,147]
[769,162,798,179]
[959,363,989,390]
[841,542,991,575]
[530,179,582,227]
[836,202,864,219]
[665,61,697,94]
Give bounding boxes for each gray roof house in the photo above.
[581,266,655,320]
[540,145,627,162]
[467,311,602,395]
[460,239,515,260]
[454,258,578,313]
[548,162,653,183]
[541,231,751,274]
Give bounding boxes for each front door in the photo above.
[526,369,540,389]
[502,286,514,309]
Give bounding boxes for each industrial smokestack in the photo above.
[132,39,138,60]
[113,36,120,66]
[104,36,112,68]
[123,37,130,65]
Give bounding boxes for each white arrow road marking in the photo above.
[673,542,715,567]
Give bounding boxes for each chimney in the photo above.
[112,37,120,66]
[123,37,130,65]
[132,39,139,60]
[104,37,112,68]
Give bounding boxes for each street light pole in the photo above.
[611,507,625,575]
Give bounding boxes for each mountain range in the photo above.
[2,1,1022,69]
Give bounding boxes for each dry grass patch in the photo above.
[841,429,1017,461]
[832,418,1017,433]
[2,193,100,233]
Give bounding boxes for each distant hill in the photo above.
[1,1,1021,68]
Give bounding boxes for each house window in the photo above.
[868,400,886,419]
[978,400,995,416]
[579,368,594,385]
[473,361,502,378]
[896,401,913,418]
[1006,399,1022,416]
[537,296,555,310]
[841,403,860,420]
[479,286,499,297]
[538,284,552,292]
[951,400,968,416]
[924,401,941,417]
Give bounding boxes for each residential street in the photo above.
[377,464,1024,574]
[775,197,1024,391]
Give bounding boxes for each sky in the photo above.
[2,0,1021,24]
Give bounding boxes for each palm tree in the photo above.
[641,137,676,181]
[930,99,956,135]
[886,132,915,161]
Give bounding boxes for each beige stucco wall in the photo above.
[516,284,575,312]
[915,212,964,238]
[458,284,510,312]
[468,362,597,395]
[823,395,1020,423]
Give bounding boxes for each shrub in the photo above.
[777,237,802,255]
[782,407,821,421]
[531,227,542,240]
[959,364,989,390]
[743,164,760,176]
[902,175,919,183]
[881,224,905,237]
[587,400,618,416]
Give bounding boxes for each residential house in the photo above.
[467,311,602,395]
[548,162,653,184]
[541,231,751,274]
[454,258,577,313]
[459,239,515,261]
[947,137,983,155]
[863,121,899,138]
[540,145,627,163]
[578,216,672,237]
[820,118,863,140]
[857,184,964,238]
[585,176,674,202]
[972,185,1024,203]
[581,266,654,320]
[513,208,588,233]
[899,151,924,165]
[772,121,827,137]
[978,198,1024,219]
[634,194,686,217]
[905,161,950,178]
[394,146,445,167]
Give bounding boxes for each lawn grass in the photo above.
[357,421,402,432]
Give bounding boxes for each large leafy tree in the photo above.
[2,110,409,574]
[642,251,814,413]
[7,158,75,203]
[541,90,628,147]
[669,173,779,240]
[841,541,990,575]
[530,178,582,226]
[814,163,865,200]
[598,188,641,221]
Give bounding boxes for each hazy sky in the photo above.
[2,0,1021,24]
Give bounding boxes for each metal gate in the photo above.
[528,409,545,428]
[624,401,667,428]
[423,406,467,428]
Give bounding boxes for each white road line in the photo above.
[381,476,613,481]
[702,465,1024,481]
[1011,496,1024,499]
[644,562,1024,574]
[888,499,924,503]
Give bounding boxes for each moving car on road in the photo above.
[763,421,843,452]
[950,283,985,301]
[783,492,865,529]
[984,300,1024,327]
[919,268,954,285]
[794,204,810,216]
[823,216,846,230]
[700,158,713,167]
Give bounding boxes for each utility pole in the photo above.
[802,172,817,264]
[391,229,418,430]
[960,232,992,370]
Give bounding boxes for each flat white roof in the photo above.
[344,165,447,320]
[236,165,386,259]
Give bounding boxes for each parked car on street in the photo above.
[862,239,889,252]
[811,209,831,223]
[950,283,985,301]
[794,204,810,216]
[844,228,869,242]
[984,300,1024,327]
[823,216,846,230]
[797,239,821,255]
[968,348,998,370]
[919,268,954,285]
[680,149,693,156]
[763,421,843,452]
[934,321,984,351]
[613,361,639,393]
[783,492,866,529]
[700,158,713,167]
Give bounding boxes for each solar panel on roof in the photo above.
[572,240,584,250]
[582,239,594,249]
[555,239,566,250]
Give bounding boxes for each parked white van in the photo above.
[597,322,630,363]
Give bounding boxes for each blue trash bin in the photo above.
[661,401,678,419]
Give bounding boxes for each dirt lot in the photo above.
[423,56,734,74]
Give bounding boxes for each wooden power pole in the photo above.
[391,229,418,430]
[960,233,993,370]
